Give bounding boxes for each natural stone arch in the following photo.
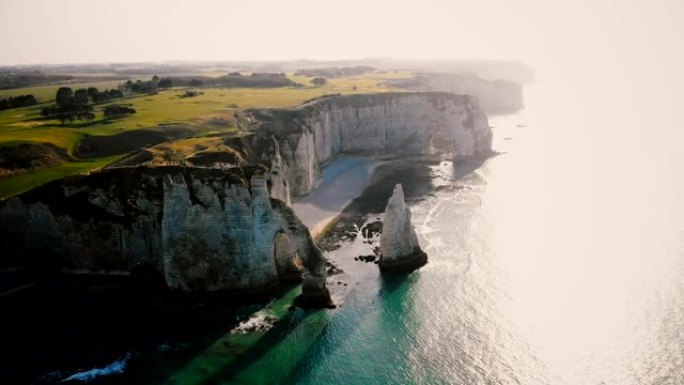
[267,198,332,307]
[272,230,303,282]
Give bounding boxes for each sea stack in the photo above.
[379,184,428,273]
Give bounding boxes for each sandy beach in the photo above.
[291,157,379,237]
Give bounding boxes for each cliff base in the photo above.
[379,249,428,274]
[293,288,336,309]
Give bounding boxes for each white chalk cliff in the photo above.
[379,184,427,273]
[0,166,330,305]
[248,92,491,196]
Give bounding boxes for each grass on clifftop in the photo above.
[0,155,124,199]
[0,71,413,198]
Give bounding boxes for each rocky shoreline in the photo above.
[317,156,439,252]
[315,154,490,291]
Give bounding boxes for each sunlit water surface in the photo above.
[269,81,684,385]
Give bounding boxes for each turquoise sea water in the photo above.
[52,80,684,384]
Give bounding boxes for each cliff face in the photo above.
[384,73,524,115]
[0,166,329,302]
[248,92,491,196]
[379,184,427,273]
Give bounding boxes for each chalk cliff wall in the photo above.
[0,166,329,303]
[247,92,491,196]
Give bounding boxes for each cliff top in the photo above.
[3,165,268,205]
[245,91,481,136]
[248,91,477,116]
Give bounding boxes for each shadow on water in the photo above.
[378,273,412,296]
[279,273,422,385]
[200,309,328,385]
[0,270,298,385]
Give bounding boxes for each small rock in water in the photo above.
[358,255,377,263]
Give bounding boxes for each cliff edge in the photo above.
[247,92,491,196]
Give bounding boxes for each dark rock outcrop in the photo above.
[0,166,330,305]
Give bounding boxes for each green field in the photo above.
[0,79,123,102]
[0,155,124,199]
[0,71,412,199]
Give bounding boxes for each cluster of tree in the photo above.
[0,94,38,110]
[118,76,168,94]
[311,77,327,86]
[146,72,296,88]
[40,86,123,124]
[158,78,173,89]
[294,66,375,78]
[103,104,136,119]
[54,86,123,106]
[41,104,94,124]
[179,90,203,98]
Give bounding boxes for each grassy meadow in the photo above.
[0,71,412,198]
[0,79,123,102]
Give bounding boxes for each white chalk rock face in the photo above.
[0,167,332,307]
[379,184,427,273]
[248,92,491,196]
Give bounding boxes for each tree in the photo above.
[106,89,124,99]
[158,78,173,89]
[56,87,73,106]
[90,91,110,104]
[74,89,89,105]
[189,78,203,87]
[41,104,94,124]
[0,94,38,110]
[87,87,100,100]
[311,77,327,86]
[45,87,95,124]
[104,104,136,119]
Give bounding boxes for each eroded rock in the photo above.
[378,184,428,273]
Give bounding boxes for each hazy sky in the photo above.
[1,0,682,72]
